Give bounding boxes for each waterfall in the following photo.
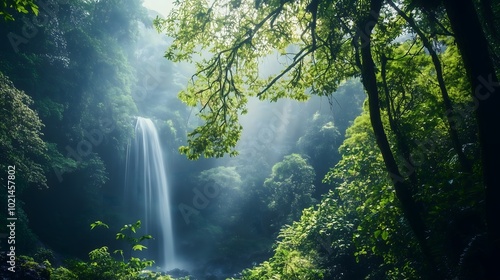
[124,117,175,270]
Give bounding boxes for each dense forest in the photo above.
[0,0,499,279]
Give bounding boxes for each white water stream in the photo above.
[125,117,175,270]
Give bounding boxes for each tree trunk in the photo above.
[442,0,500,277]
[388,0,472,174]
[357,0,440,277]
[479,0,500,47]
[380,54,419,187]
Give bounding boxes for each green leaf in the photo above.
[120,224,131,232]
[132,244,147,251]
[116,232,126,240]
[30,4,38,15]
[90,221,109,230]
[139,235,153,242]
[381,230,389,241]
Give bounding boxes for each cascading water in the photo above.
[124,117,175,270]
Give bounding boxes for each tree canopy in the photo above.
[158,0,499,278]
[264,153,316,229]
[0,71,47,188]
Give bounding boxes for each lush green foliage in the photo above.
[0,71,47,188]
[0,0,38,21]
[239,248,323,279]
[33,221,171,280]
[159,0,494,278]
[0,0,145,258]
[239,96,481,278]
[0,72,48,253]
[264,154,316,230]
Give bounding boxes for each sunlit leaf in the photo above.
[132,244,147,251]
[90,221,109,230]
